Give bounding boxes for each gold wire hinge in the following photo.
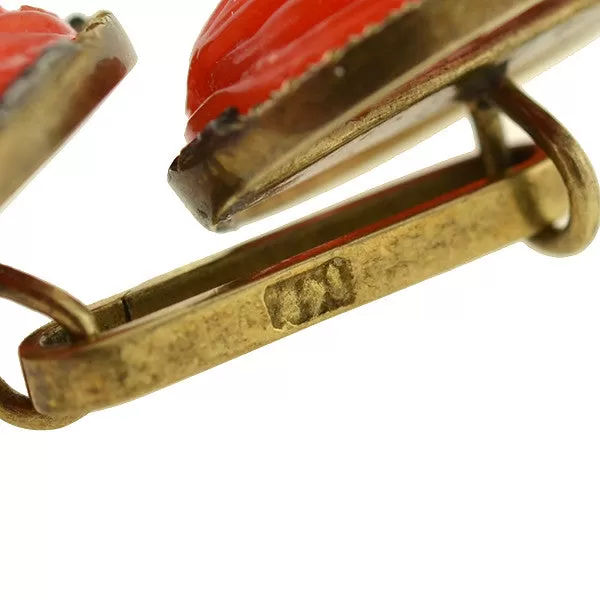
[1,78,598,430]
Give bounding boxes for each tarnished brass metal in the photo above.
[169,0,600,231]
[488,79,600,256]
[0,11,136,212]
[469,101,510,182]
[0,266,98,341]
[15,147,573,419]
[0,4,599,430]
[0,266,97,430]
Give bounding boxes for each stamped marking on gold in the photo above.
[264,258,356,330]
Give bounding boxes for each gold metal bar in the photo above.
[18,148,568,420]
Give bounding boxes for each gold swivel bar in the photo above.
[0,2,599,429]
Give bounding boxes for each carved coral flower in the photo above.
[0,6,75,99]
[185,0,418,140]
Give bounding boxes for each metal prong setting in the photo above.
[66,13,89,33]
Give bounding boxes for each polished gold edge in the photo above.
[0,11,137,210]
[21,150,568,417]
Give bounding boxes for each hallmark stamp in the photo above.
[264,258,356,330]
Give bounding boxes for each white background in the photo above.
[1,1,600,598]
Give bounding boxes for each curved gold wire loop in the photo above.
[488,78,600,257]
[0,265,98,430]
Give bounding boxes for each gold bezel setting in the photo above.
[0,11,136,212]
[169,0,600,231]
